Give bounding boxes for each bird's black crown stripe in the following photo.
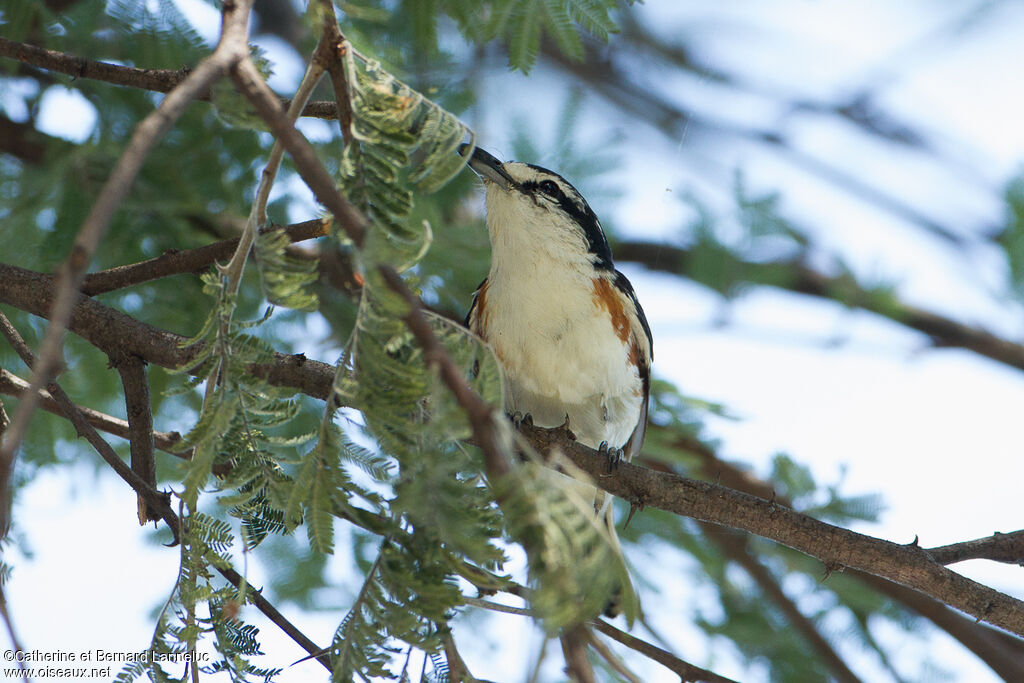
[521,163,614,270]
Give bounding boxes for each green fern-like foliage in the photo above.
[475,0,623,72]
[117,511,280,683]
[154,22,640,677]
[499,457,638,630]
[254,226,321,312]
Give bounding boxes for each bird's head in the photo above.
[462,145,614,270]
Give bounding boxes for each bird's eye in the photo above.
[538,180,560,197]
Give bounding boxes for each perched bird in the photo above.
[462,145,653,489]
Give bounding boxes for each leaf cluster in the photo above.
[117,511,280,683]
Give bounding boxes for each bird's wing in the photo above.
[614,270,652,460]
[465,277,489,334]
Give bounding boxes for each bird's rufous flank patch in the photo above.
[591,277,631,344]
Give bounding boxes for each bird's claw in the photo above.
[510,411,534,429]
[598,441,624,472]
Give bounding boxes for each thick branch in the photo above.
[519,422,1024,638]
[672,432,1024,679]
[614,240,1024,373]
[0,262,336,401]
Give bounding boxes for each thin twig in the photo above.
[0,583,28,682]
[313,1,355,145]
[442,632,488,683]
[0,403,26,680]
[592,619,738,683]
[0,37,337,121]
[229,57,367,247]
[708,526,861,682]
[0,0,255,486]
[0,368,185,455]
[526,636,550,683]
[378,265,510,479]
[81,219,328,296]
[461,596,531,617]
[222,48,327,298]
[583,628,642,683]
[927,531,1024,566]
[559,625,595,683]
[217,565,331,672]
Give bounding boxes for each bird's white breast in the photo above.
[480,250,643,451]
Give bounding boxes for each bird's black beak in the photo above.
[459,144,515,191]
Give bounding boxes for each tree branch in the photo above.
[441,632,490,683]
[708,527,862,682]
[229,56,367,247]
[81,218,328,296]
[583,628,642,683]
[671,431,1024,679]
[928,531,1024,566]
[313,2,355,146]
[0,262,337,401]
[0,583,28,682]
[112,354,158,524]
[0,0,255,480]
[216,565,331,672]
[518,422,1024,638]
[0,37,337,121]
[559,625,596,683]
[1,332,330,671]
[592,619,738,683]
[378,265,510,479]
[0,312,179,542]
[614,240,1024,373]
[8,256,1024,643]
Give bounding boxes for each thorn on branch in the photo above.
[623,501,642,529]
[821,561,844,581]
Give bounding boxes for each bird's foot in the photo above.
[598,441,624,472]
[509,411,534,429]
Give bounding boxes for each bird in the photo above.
[461,145,653,506]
